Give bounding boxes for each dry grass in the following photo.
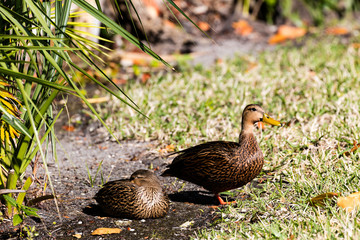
[97,36,360,239]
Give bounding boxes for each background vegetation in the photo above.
[97,36,360,238]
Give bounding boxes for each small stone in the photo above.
[114,219,132,227]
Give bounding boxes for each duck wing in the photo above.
[95,180,138,216]
[161,141,240,180]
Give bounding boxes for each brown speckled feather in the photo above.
[95,170,169,219]
[162,135,263,193]
[161,104,281,199]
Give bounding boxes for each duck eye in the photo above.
[250,108,257,111]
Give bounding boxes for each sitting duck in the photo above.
[95,169,169,218]
[161,104,282,205]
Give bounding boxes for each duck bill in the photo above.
[262,113,282,126]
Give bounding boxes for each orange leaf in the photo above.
[277,25,306,39]
[198,21,210,31]
[62,125,75,132]
[325,27,349,35]
[232,20,253,36]
[166,144,175,152]
[269,25,306,44]
[164,20,176,28]
[337,191,360,212]
[143,0,161,18]
[91,228,122,235]
[310,192,340,206]
[141,73,151,84]
[351,43,360,49]
[159,144,175,153]
[113,78,127,85]
[245,62,258,73]
[268,34,288,44]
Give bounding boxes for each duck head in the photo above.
[241,104,282,133]
[130,169,162,188]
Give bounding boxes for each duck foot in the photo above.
[215,194,236,205]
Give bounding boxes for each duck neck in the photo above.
[238,123,259,149]
[239,130,255,144]
[240,121,255,137]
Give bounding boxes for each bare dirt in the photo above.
[1,119,247,239]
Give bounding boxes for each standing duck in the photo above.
[161,104,282,205]
[95,169,169,219]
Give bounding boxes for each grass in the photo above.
[96,36,360,239]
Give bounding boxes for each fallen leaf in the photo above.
[269,25,306,44]
[343,140,360,157]
[310,192,340,206]
[232,20,253,36]
[143,0,161,18]
[62,125,75,132]
[325,27,349,35]
[216,58,223,64]
[198,21,210,31]
[91,228,122,235]
[141,73,151,84]
[268,33,288,44]
[166,144,175,152]
[113,78,127,85]
[278,25,306,39]
[351,43,360,49]
[245,62,258,72]
[164,20,176,28]
[73,233,82,239]
[159,144,175,153]
[337,191,360,212]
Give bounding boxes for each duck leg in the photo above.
[215,193,236,205]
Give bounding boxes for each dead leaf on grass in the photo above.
[141,73,151,84]
[269,25,306,44]
[61,125,75,132]
[337,192,360,212]
[73,233,82,239]
[268,34,288,44]
[325,27,349,35]
[198,21,210,31]
[310,192,340,206]
[351,43,360,49]
[91,228,122,235]
[159,144,175,153]
[232,20,253,36]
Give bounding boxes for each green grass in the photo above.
[97,36,360,239]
